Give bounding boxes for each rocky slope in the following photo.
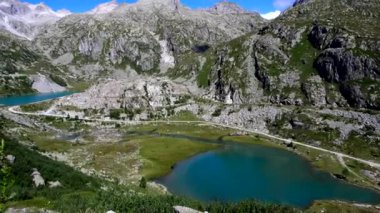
[180,0,380,109]
[32,0,265,76]
[0,0,267,93]
[0,0,379,111]
[0,0,70,40]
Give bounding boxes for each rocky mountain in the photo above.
[206,2,248,14]
[87,0,118,15]
[184,0,380,109]
[0,0,70,39]
[0,0,266,94]
[0,0,379,111]
[31,0,265,76]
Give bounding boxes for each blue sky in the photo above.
[25,0,294,14]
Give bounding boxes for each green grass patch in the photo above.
[288,34,320,80]
[30,134,76,153]
[306,200,379,213]
[197,54,214,87]
[68,81,91,92]
[0,76,35,97]
[127,123,234,141]
[223,135,283,149]
[168,111,201,121]
[20,101,53,112]
[139,136,218,179]
[343,132,380,162]
[5,197,53,210]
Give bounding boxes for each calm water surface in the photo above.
[0,91,73,106]
[2,93,380,208]
[159,143,380,208]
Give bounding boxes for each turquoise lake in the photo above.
[158,143,380,208]
[2,92,380,209]
[0,91,73,106]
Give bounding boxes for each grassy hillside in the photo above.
[0,129,297,212]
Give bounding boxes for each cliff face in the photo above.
[183,0,380,109]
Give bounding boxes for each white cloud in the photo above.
[273,0,294,10]
[260,10,281,20]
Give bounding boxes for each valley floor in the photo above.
[1,104,380,212]
[7,105,380,187]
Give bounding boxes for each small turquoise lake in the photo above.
[2,92,380,209]
[158,143,380,208]
[0,91,73,106]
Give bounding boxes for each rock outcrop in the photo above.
[315,49,379,83]
[59,77,193,111]
[173,206,203,213]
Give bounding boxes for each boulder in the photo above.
[6,155,15,164]
[31,168,45,187]
[48,181,62,188]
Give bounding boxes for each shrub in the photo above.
[212,108,222,117]
[139,177,147,189]
[49,75,67,87]
[0,139,13,211]
[109,109,121,119]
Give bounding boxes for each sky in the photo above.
[25,0,295,19]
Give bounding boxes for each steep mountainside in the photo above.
[0,0,379,111]
[0,0,267,93]
[32,0,265,75]
[0,0,70,39]
[187,0,380,109]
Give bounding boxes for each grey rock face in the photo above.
[59,76,192,111]
[308,24,330,49]
[207,2,247,14]
[302,75,326,107]
[308,24,356,50]
[28,0,266,78]
[35,18,160,73]
[316,49,379,83]
[205,105,288,133]
[293,0,315,7]
[340,84,370,109]
[314,47,380,109]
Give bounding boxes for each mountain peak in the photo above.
[88,0,119,15]
[292,0,315,7]
[0,0,70,39]
[135,0,181,10]
[207,1,247,14]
